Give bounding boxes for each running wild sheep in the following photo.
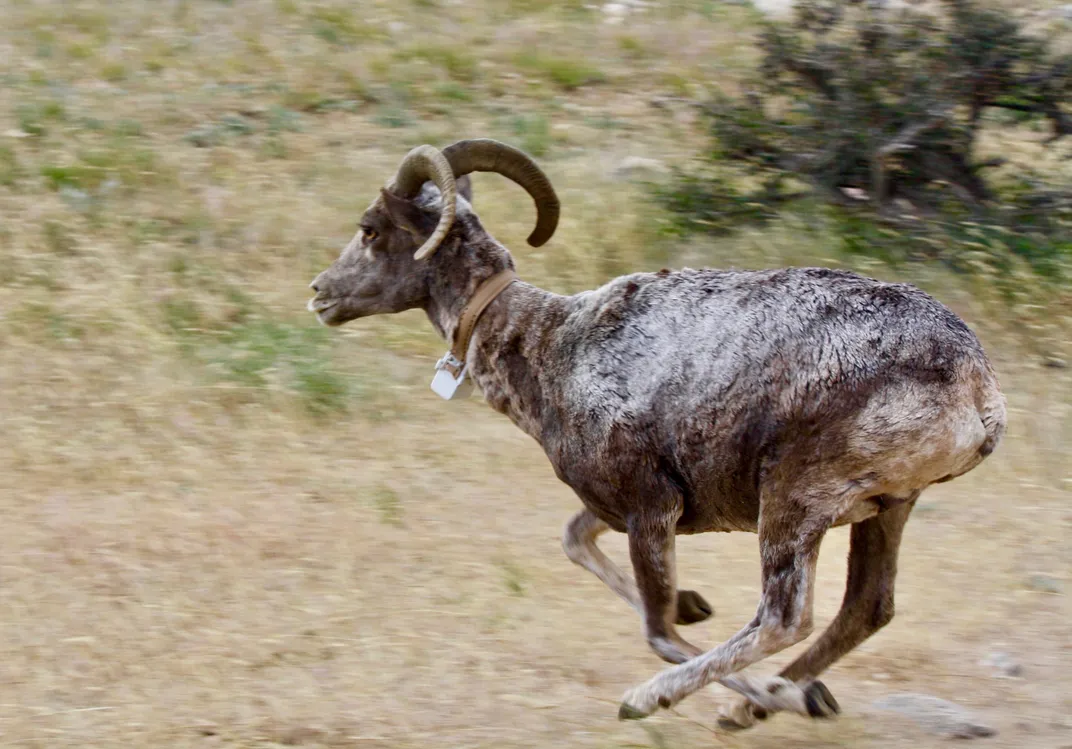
[306,139,1006,727]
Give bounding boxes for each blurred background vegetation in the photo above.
[657,0,1072,354]
[0,1,1069,747]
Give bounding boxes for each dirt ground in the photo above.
[2,337,1069,748]
[1,1,1069,747]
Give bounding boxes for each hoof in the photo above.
[804,680,840,719]
[618,703,650,721]
[717,716,750,732]
[676,590,714,625]
[717,703,768,732]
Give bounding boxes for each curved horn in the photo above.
[386,145,457,260]
[441,139,559,247]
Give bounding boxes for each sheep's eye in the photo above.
[362,227,378,243]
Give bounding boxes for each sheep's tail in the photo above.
[974,370,1007,460]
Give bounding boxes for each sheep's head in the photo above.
[307,139,559,327]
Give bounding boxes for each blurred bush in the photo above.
[657,0,1072,281]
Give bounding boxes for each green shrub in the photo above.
[661,0,1072,279]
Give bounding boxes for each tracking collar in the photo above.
[430,269,518,400]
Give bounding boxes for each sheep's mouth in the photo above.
[307,297,343,326]
[307,297,337,314]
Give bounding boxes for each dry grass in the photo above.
[1,1,1070,747]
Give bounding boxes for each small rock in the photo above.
[613,156,670,179]
[1042,356,1068,370]
[752,0,797,17]
[1026,574,1063,594]
[1058,4,1072,21]
[58,186,93,213]
[841,186,870,201]
[193,721,218,737]
[980,651,1023,679]
[873,693,996,739]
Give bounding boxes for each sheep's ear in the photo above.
[456,174,473,203]
[381,189,437,239]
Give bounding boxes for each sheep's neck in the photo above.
[425,268,569,445]
[469,281,570,444]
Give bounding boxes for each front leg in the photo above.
[627,506,703,665]
[619,486,830,718]
[562,508,714,627]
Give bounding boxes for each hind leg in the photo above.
[719,497,916,729]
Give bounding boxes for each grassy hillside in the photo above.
[1,1,1069,747]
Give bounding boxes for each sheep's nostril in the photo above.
[309,281,320,292]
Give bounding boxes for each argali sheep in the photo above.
[306,139,1006,727]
